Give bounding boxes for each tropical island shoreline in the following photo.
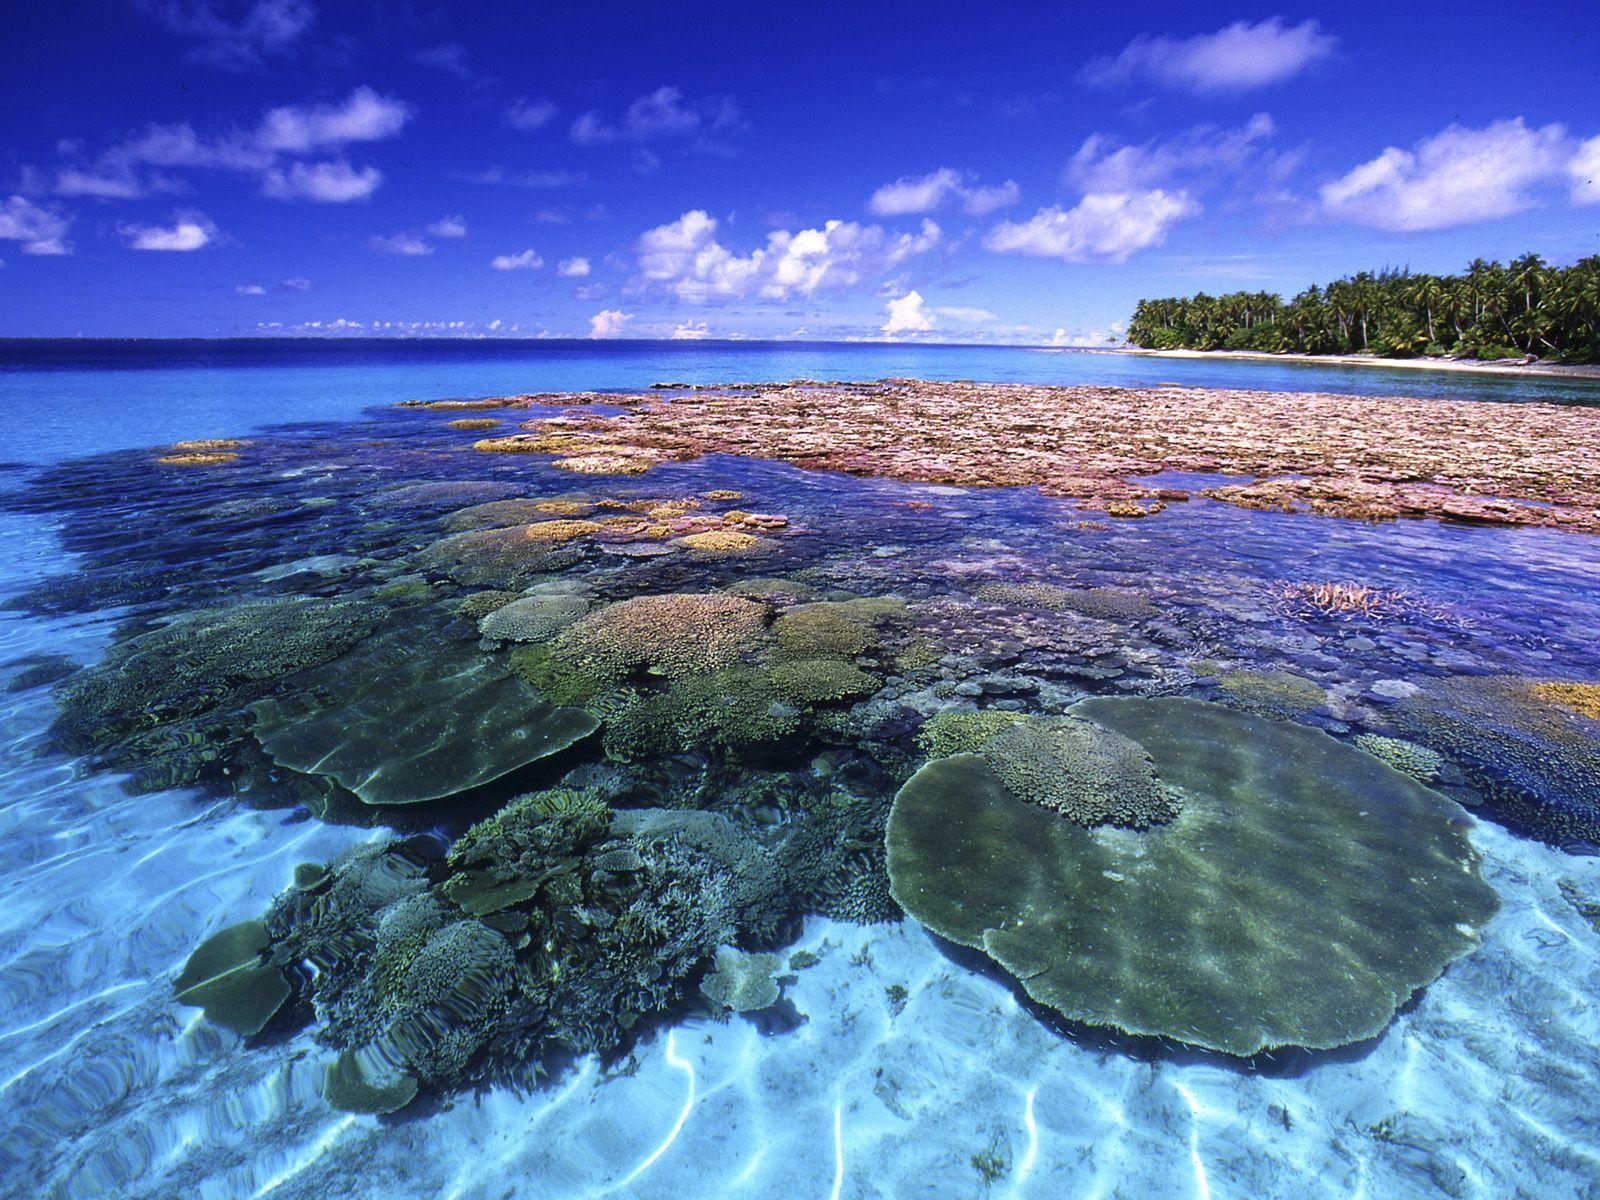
[1106,346,1600,380]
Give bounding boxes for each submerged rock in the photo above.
[886,696,1498,1056]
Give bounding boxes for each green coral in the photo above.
[556,592,771,683]
[173,918,292,1037]
[768,657,879,706]
[603,666,802,761]
[917,709,1024,758]
[886,697,1499,1057]
[478,592,590,643]
[981,715,1183,829]
[699,946,782,1013]
[1219,668,1327,716]
[508,642,606,707]
[975,582,1153,621]
[1353,733,1445,782]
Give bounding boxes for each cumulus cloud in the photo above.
[0,195,73,254]
[139,0,316,69]
[235,283,267,294]
[1572,136,1600,205]
[636,210,941,302]
[588,309,630,338]
[49,87,410,205]
[883,291,935,336]
[672,320,710,340]
[1319,119,1573,231]
[558,256,591,277]
[1080,18,1336,93]
[260,159,382,201]
[1067,113,1282,192]
[984,191,1198,264]
[491,249,544,270]
[427,214,468,238]
[503,97,558,131]
[369,232,432,256]
[868,168,1019,216]
[570,87,744,149]
[254,87,413,155]
[119,211,217,250]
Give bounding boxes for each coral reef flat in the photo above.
[4,354,1600,1199]
[449,378,1600,532]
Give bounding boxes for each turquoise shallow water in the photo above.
[2,341,1600,1199]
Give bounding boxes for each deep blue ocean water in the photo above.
[2,339,1599,1199]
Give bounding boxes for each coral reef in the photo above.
[916,709,1024,758]
[1353,733,1446,782]
[1527,681,1600,721]
[699,947,782,1013]
[173,919,291,1037]
[886,697,1499,1056]
[250,614,599,805]
[980,716,1183,829]
[1388,675,1600,845]
[1219,668,1327,716]
[464,378,1600,533]
[556,593,771,683]
[477,592,590,643]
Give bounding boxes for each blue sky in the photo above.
[2,0,1597,341]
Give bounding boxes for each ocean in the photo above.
[1,339,1598,1200]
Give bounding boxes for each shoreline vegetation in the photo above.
[403,377,1600,534]
[1125,254,1600,365]
[1110,346,1600,380]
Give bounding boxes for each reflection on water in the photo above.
[0,394,1598,1198]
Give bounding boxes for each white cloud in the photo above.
[637,210,941,302]
[119,212,217,251]
[1081,18,1336,93]
[52,87,409,205]
[1320,119,1572,231]
[141,0,316,69]
[53,166,181,199]
[935,305,996,322]
[558,256,591,277]
[1572,136,1600,205]
[491,249,543,270]
[280,276,312,290]
[455,167,585,189]
[672,321,710,340]
[256,87,413,154]
[883,291,935,336]
[984,191,1198,264]
[1067,113,1281,192]
[589,309,630,338]
[869,168,1020,216]
[369,232,432,256]
[0,195,73,254]
[427,214,468,238]
[570,87,743,147]
[235,283,267,294]
[261,159,382,202]
[503,97,557,131]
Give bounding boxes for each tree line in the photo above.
[1126,255,1600,362]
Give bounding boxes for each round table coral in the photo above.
[885,696,1500,1056]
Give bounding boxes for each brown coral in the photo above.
[556,593,770,681]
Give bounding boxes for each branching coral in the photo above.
[556,593,770,683]
[917,709,1024,758]
[477,593,590,643]
[981,715,1183,829]
[1219,668,1327,716]
[1353,733,1445,782]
